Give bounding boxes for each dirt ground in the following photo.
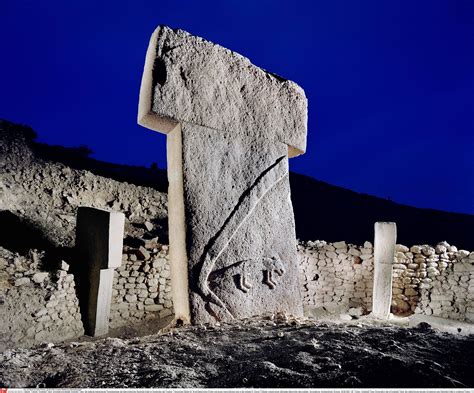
[1,316,473,389]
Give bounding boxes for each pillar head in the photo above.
[374,222,397,265]
[76,206,125,269]
[138,25,308,158]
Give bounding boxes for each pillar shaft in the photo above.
[372,222,397,319]
[167,124,191,323]
[75,207,125,336]
[167,122,303,324]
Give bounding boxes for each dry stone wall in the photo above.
[298,240,474,322]
[298,240,374,314]
[110,243,173,328]
[406,243,474,321]
[0,247,83,351]
[2,124,474,349]
[0,240,175,350]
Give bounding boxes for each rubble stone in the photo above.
[298,240,473,322]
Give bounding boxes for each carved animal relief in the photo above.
[138,26,307,323]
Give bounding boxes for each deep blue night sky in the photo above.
[1,1,473,214]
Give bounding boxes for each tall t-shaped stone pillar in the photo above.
[138,26,308,324]
[75,207,125,336]
[372,222,397,319]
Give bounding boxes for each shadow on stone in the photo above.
[0,211,73,271]
[0,211,52,254]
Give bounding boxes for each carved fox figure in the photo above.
[196,156,288,320]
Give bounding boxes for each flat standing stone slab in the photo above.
[75,207,125,336]
[138,26,308,324]
[372,222,397,319]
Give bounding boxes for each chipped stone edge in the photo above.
[138,26,179,134]
[137,26,306,158]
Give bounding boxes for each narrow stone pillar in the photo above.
[372,222,397,319]
[138,26,308,324]
[75,207,125,336]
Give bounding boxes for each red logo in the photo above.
[0,389,7,393]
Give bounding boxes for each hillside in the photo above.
[0,120,168,262]
[290,173,474,249]
[1,119,473,250]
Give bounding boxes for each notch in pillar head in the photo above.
[137,25,308,158]
[374,221,397,238]
[137,27,180,135]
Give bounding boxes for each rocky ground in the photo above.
[1,316,474,388]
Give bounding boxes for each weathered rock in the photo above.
[340,313,353,321]
[422,246,435,257]
[75,207,125,336]
[136,246,150,261]
[333,241,347,249]
[348,248,361,256]
[353,256,362,264]
[138,26,307,324]
[60,261,70,272]
[14,277,30,286]
[395,244,409,252]
[364,241,373,249]
[125,294,137,303]
[32,272,49,284]
[138,25,307,157]
[348,307,364,317]
[144,221,154,231]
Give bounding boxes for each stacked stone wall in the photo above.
[110,242,173,328]
[298,240,374,313]
[298,240,474,322]
[0,248,84,351]
[0,241,175,350]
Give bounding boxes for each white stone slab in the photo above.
[372,222,397,319]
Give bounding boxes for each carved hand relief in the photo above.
[262,257,286,289]
[210,256,287,295]
[237,256,286,291]
[197,156,288,320]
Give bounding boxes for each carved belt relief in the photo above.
[196,156,288,320]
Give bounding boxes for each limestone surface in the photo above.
[75,207,125,336]
[138,27,307,324]
[0,247,83,351]
[175,123,303,323]
[372,222,397,319]
[138,25,308,157]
